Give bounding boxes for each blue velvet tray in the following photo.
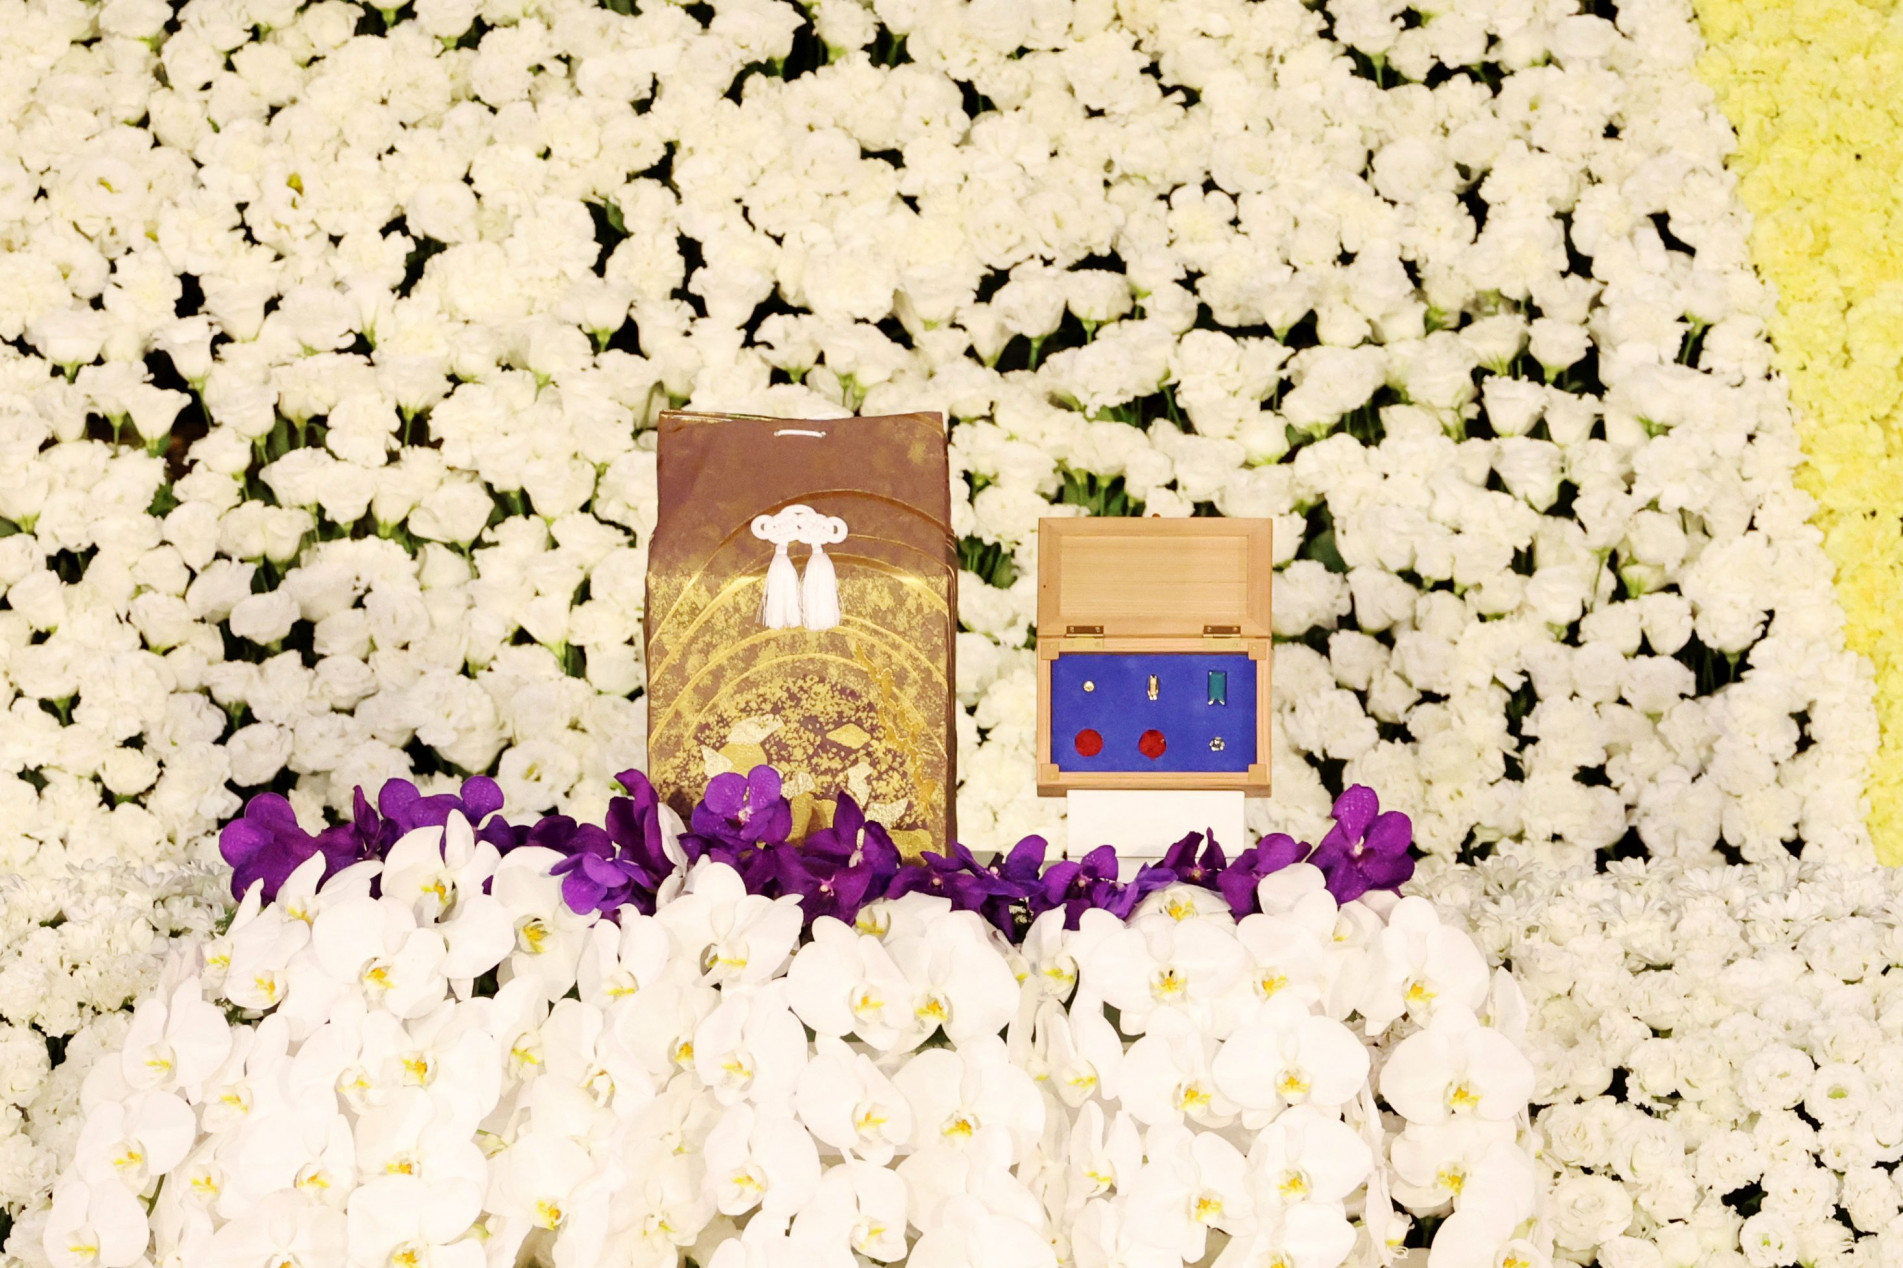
[1050,652,1257,774]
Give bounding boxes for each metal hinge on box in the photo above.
[1065,624,1104,649]
[1203,624,1243,650]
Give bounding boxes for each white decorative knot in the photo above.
[750,505,849,631]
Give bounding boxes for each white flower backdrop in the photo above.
[0,0,1884,1258]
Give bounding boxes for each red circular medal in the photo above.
[1074,729,1104,757]
[1138,729,1167,759]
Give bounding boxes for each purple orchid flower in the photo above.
[772,846,878,924]
[1308,785,1415,904]
[601,770,677,908]
[351,776,519,858]
[803,795,902,887]
[1038,845,1126,929]
[1216,832,1309,915]
[219,794,364,902]
[887,839,1007,912]
[767,793,901,923]
[1141,829,1228,892]
[549,771,678,919]
[549,823,647,917]
[690,766,794,851]
[978,835,1048,932]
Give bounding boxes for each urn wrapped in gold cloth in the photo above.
[643,410,957,857]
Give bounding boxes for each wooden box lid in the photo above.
[1038,518,1273,639]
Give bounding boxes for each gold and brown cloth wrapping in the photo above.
[643,410,957,857]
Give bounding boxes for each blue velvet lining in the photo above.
[1050,652,1257,773]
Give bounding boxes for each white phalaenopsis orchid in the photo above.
[1123,1122,1254,1264]
[1212,997,1372,1118]
[1086,912,1251,1038]
[1420,1142,1547,1268]
[1117,1010,1237,1129]
[46,799,1536,1268]
[1359,897,1491,1034]
[204,1191,346,1268]
[893,1038,1044,1155]
[489,847,597,1001]
[43,1179,149,1268]
[72,1091,195,1193]
[1380,1006,1538,1125]
[795,1038,914,1164]
[786,918,915,1049]
[885,909,1021,1046]
[658,861,803,988]
[301,893,451,1021]
[381,815,502,924]
[1246,1105,1375,1211]
[576,913,674,1006]
[703,1104,823,1219]
[119,977,233,1098]
[691,984,809,1106]
[1024,995,1125,1108]
[790,1160,910,1264]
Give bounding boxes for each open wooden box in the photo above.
[1036,517,1273,797]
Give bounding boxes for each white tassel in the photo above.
[752,510,805,629]
[799,512,848,632]
[802,541,839,631]
[761,541,802,628]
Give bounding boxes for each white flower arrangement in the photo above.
[1419,856,1903,1268]
[27,814,1537,1268]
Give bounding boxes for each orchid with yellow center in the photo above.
[540,997,653,1117]
[380,814,501,925]
[488,847,596,1002]
[1026,998,1124,1110]
[1213,998,1370,1120]
[656,861,803,989]
[894,1039,1045,1159]
[690,986,807,1108]
[1358,896,1491,1035]
[43,1180,147,1268]
[1388,1118,1519,1211]
[1123,1123,1252,1263]
[794,1038,914,1165]
[74,1092,195,1194]
[1379,1006,1536,1126]
[1244,1106,1373,1212]
[1086,917,1251,1039]
[885,909,1021,1047]
[1066,1103,1143,1204]
[341,1172,488,1268]
[1402,1142,1545,1268]
[121,977,234,1097]
[785,917,914,1050]
[1118,1011,1236,1128]
[788,1161,910,1263]
[702,1104,822,1219]
[300,895,451,1024]
[576,914,672,1008]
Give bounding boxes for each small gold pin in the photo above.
[1147,675,1159,701]
[1209,736,1226,752]
[1083,681,1095,693]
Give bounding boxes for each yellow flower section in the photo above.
[1693,0,1903,861]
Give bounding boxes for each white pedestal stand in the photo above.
[1065,790,1248,879]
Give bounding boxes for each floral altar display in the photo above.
[38,772,1539,1268]
[2,0,1901,1259]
